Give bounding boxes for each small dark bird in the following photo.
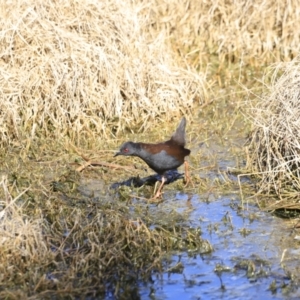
[114,117,191,199]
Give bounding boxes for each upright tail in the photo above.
[171,117,186,146]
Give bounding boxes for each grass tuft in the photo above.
[0,0,206,147]
[0,166,212,298]
[247,56,300,202]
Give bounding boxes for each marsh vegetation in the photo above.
[1,0,300,298]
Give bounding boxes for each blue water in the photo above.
[137,193,300,300]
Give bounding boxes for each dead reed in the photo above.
[1,0,300,147]
[247,56,300,201]
[150,0,300,67]
[1,0,300,296]
[0,168,212,298]
[0,0,206,147]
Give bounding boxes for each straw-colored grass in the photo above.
[2,0,300,296]
[247,56,300,201]
[0,0,206,147]
[1,0,300,147]
[0,171,212,298]
[150,0,300,67]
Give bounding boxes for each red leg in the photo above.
[184,161,193,187]
[152,176,166,200]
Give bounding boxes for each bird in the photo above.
[114,117,191,199]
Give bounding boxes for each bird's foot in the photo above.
[148,176,166,202]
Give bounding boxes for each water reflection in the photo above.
[138,195,300,300]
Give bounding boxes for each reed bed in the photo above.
[247,57,300,202]
[1,0,300,147]
[0,170,212,298]
[150,0,300,67]
[1,0,300,297]
[0,0,206,147]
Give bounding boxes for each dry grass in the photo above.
[247,56,300,202]
[0,167,212,298]
[1,0,300,147]
[0,0,206,147]
[150,0,300,67]
[1,0,300,297]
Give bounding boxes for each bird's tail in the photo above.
[171,117,186,146]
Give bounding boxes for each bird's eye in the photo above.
[123,148,129,153]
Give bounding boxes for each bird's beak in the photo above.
[114,152,120,157]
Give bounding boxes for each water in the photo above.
[136,193,300,300]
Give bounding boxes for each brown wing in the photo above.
[141,140,190,162]
[140,142,171,154]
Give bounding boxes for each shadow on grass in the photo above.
[110,169,184,189]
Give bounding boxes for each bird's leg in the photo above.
[184,161,193,187]
[152,176,166,200]
[153,181,160,196]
